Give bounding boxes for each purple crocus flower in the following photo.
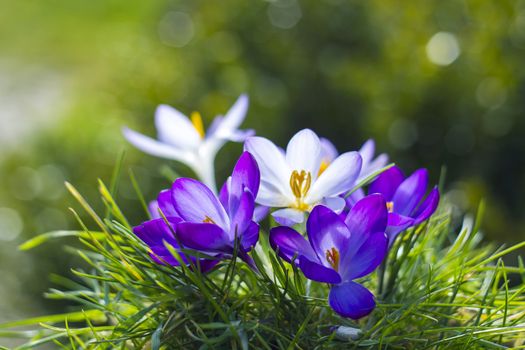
[134,151,261,271]
[347,166,440,244]
[269,195,388,319]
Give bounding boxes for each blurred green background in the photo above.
[1,0,524,337]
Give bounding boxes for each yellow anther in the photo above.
[386,201,394,213]
[325,247,340,271]
[203,215,216,224]
[191,111,205,139]
[289,170,312,210]
[318,160,330,177]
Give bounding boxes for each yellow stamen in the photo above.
[386,201,394,213]
[318,160,330,177]
[191,111,205,139]
[325,247,340,271]
[289,170,312,210]
[203,215,216,224]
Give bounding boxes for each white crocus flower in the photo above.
[320,138,388,184]
[244,129,362,226]
[123,94,252,193]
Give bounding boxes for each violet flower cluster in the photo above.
[125,95,440,320]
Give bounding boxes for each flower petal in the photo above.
[218,177,231,209]
[392,168,429,216]
[329,281,376,319]
[358,153,389,183]
[320,196,346,213]
[286,129,322,180]
[358,139,375,165]
[157,189,179,218]
[171,178,229,230]
[211,94,249,139]
[155,104,201,149]
[255,181,292,207]
[269,226,317,262]
[241,221,259,252]
[368,166,404,201]
[341,232,387,280]
[230,151,261,204]
[176,222,231,252]
[298,255,342,284]
[307,205,351,265]
[344,194,387,258]
[320,137,338,163]
[253,205,269,222]
[272,208,305,226]
[413,187,440,225]
[307,152,362,203]
[133,217,181,248]
[122,127,193,163]
[345,188,365,209]
[230,190,255,239]
[244,136,292,199]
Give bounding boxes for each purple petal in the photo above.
[272,208,305,226]
[218,177,231,209]
[298,255,342,284]
[253,205,269,222]
[344,194,388,256]
[230,189,255,239]
[413,187,440,225]
[241,221,259,252]
[176,222,231,253]
[341,232,387,281]
[368,166,405,201]
[329,281,376,319]
[148,200,161,219]
[269,226,317,263]
[344,188,365,209]
[157,189,179,218]
[392,169,429,216]
[198,259,222,273]
[230,152,261,207]
[133,217,181,248]
[388,213,414,227]
[307,205,351,265]
[320,196,346,213]
[171,178,229,230]
[385,225,407,245]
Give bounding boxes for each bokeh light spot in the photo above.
[426,32,460,66]
[267,0,302,29]
[476,77,507,109]
[388,119,418,150]
[158,11,195,48]
[0,207,23,241]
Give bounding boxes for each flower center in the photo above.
[325,247,340,271]
[317,160,330,177]
[191,111,205,139]
[289,170,312,210]
[203,215,216,224]
[386,201,394,213]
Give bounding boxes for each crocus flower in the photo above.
[269,195,388,319]
[171,152,261,268]
[123,94,253,192]
[349,166,440,244]
[244,129,362,226]
[320,138,388,185]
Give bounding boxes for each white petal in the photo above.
[122,127,194,163]
[255,180,293,207]
[358,153,389,183]
[359,139,375,165]
[286,129,322,180]
[320,196,346,213]
[307,151,362,204]
[272,208,305,226]
[212,94,249,138]
[155,104,201,149]
[320,137,338,163]
[244,136,291,196]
